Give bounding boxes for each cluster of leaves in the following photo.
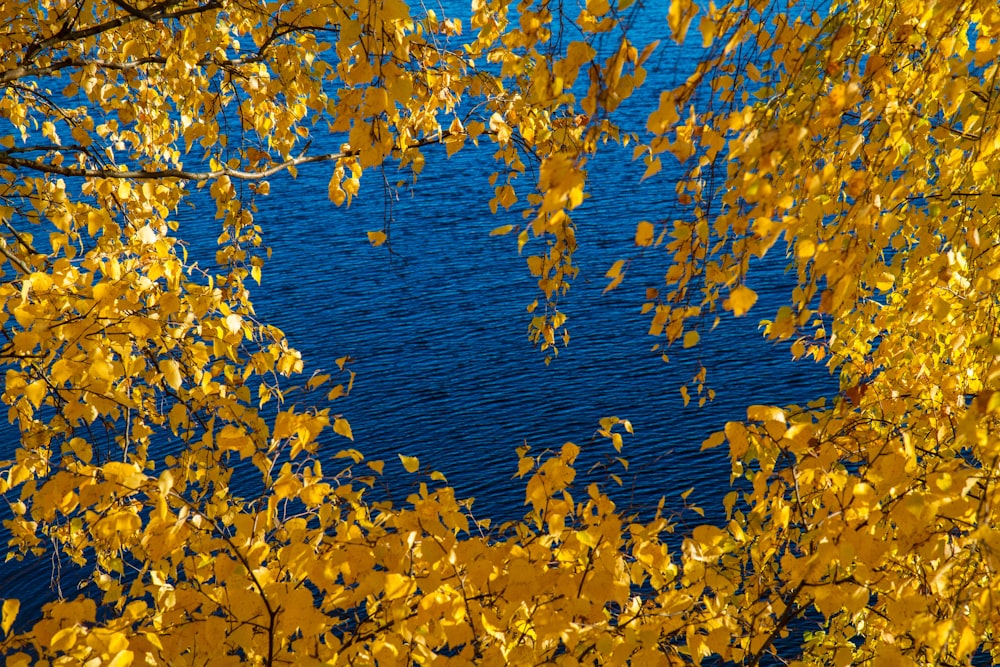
[0,0,998,665]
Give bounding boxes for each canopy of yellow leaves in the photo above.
[0,0,999,665]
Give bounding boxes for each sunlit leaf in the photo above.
[635,220,655,246]
[725,285,758,317]
[399,454,420,473]
[333,417,353,440]
[2,599,18,636]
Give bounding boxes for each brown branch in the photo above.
[108,0,158,23]
[0,239,32,274]
[746,581,807,667]
[2,2,343,86]
[0,45,294,85]
[21,1,172,64]
[0,133,449,182]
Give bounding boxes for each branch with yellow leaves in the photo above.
[0,133,454,182]
[19,0,220,65]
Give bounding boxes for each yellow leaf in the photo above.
[489,224,515,236]
[367,230,387,246]
[159,359,182,390]
[701,430,726,450]
[648,92,680,134]
[273,472,300,499]
[641,156,661,182]
[516,456,534,478]
[517,229,529,253]
[796,238,816,259]
[307,373,331,390]
[328,173,346,206]
[637,40,660,66]
[335,448,364,463]
[725,284,757,317]
[604,273,625,293]
[25,380,46,408]
[635,220,655,246]
[300,482,330,506]
[747,405,785,423]
[972,160,989,182]
[2,599,18,636]
[683,330,700,348]
[136,225,157,245]
[50,626,77,652]
[399,454,420,473]
[875,271,895,290]
[488,112,511,144]
[382,573,414,600]
[106,650,134,667]
[225,313,242,334]
[604,259,626,293]
[333,417,353,440]
[668,0,698,43]
[587,0,610,15]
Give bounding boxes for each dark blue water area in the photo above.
[0,1,843,636]
[230,139,835,525]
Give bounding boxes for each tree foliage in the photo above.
[1,0,999,665]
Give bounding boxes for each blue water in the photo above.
[237,140,833,523]
[0,0,838,632]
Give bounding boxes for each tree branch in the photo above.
[747,581,807,667]
[19,0,219,66]
[0,134,450,182]
[1,52,268,86]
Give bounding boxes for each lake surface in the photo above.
[224,8,839,522]
[0,0,838,628]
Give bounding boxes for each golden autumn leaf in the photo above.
[489,224,515,236]
[724,285,757,317]
[635,220,655,246]
[333,417,353,440]
[158,359,182,390]
[1,599,18,636]
[24,380,46,408]
[399,454,420,473]
[667,0,698,43]
[746,405,785,424]
[604,259,626,293]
